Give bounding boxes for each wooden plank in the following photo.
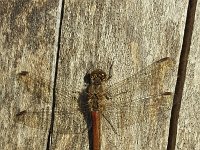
[52,1,188,150]
[0,1,59,149]
[176,1,200,150]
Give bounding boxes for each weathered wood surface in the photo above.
[0,0,59,150]
[0,0,193,150]
[176,1,200,150]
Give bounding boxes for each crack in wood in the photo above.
[167,1,198,150]
[46,0,65,150]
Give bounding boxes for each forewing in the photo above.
[107,57,174,99]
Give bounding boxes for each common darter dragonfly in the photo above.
[15,57,174,148]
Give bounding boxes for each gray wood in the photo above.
[176,1,200,150]
[0,0,191,150]
[0,1,59,150]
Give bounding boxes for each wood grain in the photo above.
[0,0,193,150]
[0,0,59,149]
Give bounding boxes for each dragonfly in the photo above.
[15,57,174,149]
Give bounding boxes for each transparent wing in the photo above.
[16,70,86,105]
[102,92,173,133]
[14,104,90,134]
[107,57,174,99]
[15,70,90,135]
[100,92,173,149]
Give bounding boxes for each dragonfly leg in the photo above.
[107,61,114,81]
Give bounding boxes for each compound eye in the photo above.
[101,73,106,80]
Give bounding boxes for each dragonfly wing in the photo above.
[107,57,174,99]
[102,92,173,132]
[101,92,173,149]
[15,106,90,134]
[16,72,90,134]
[15,108,51,130]
[53,89,91,134]
[16,71,83,105]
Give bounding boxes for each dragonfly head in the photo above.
[90,69,107,85]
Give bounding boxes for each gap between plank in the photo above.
[167,1,198,150]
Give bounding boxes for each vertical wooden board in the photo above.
[52,0,188,150]
[0,0,59,149]
[176,1,200,150]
